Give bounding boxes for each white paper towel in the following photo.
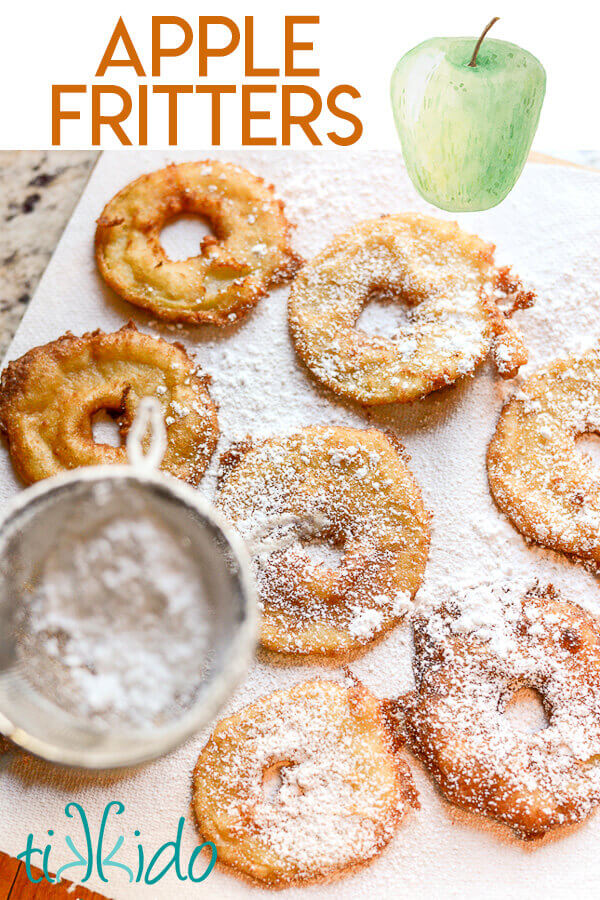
[0,150,599,899]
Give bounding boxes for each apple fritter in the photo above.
[0,323,218,485]
[193,679,418,886]
[96,160,302,325]
[289,214,534,405]
[216,425,430,657]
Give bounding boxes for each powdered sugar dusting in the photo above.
[194,680,415,883]
[287,216,520,405]
[216,427,429,653]
[405,583,600,837]
[489,349,600,563]
[0,151,599,898]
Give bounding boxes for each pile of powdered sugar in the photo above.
[18,483,211,728]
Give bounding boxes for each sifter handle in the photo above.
[126,396,168,471]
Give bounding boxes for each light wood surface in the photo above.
[530,151,599,172]
[0,849,112,899]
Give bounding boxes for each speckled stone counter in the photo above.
[0,151,98,357]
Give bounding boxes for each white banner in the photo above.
[1,0,598,150]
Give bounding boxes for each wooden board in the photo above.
[529,151,598,171]
[0,850,111,899]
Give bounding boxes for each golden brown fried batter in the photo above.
[488,348,600,569]
[96,160,302,325]
[0,323,218,485]
[216,426,430,657]
[288,213,534,405]
[192,678,418,887]
[399,585,600,839]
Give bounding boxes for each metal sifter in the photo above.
[0,398,257,769]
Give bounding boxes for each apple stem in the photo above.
[468,16,500,67]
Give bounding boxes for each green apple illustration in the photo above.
[390,18,546,211]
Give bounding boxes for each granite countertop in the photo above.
[1,149,598,361]
[0,151,98,357]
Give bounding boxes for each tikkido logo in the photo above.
[17,801,216,887]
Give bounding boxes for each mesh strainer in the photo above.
[0,399,257,769]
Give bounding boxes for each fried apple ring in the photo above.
[288,213,534,405]
[0,324,218,485]
[216,426,430,656]
[399,584,600,839]
[488,349,600,570]
[192,678,418,886]
[96,160,302,325]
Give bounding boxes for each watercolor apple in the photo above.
[390,18,546,212]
